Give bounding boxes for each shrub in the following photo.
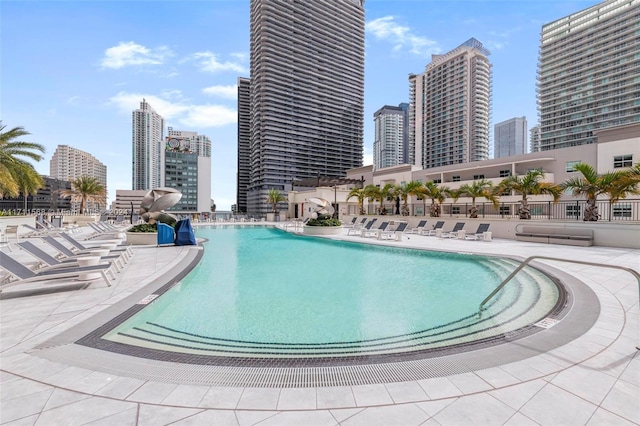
[128,223,158,233]
[306,217,341,227]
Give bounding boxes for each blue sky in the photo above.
[2,0,598,210]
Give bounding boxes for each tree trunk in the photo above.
[583,198,599,221]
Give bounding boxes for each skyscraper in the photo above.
[236,77,251,214]
[132,99,165,190]
[164,129,212,214]
[50,145,107,188]
[409,38,491,170]
[494,117,527,158]
[529,125,541,153]
[245,0,365,215]
[373,104,409,170]
[537,0,639,151]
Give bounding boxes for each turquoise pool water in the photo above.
[104,226,560,358]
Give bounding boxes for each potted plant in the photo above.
[126,223,158,245]
[303,216,342,236]
[265,188,286,221]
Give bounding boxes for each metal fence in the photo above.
[350,198,640,222]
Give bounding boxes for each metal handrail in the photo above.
[478,255,640,350]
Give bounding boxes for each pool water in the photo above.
[103,226,560,358]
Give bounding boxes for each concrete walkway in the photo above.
[1,224,638,425]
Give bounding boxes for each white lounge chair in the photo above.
[407,220,427,234]
[379,222,408,241]
[363,221,388,238]
[421,221,445,236]
[464,223,491,240]
[441,222,466,238]
[348,218,372,235]
[0,251,114,290]
[16,241,126,271]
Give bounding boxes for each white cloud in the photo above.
[366,16,439,56]
[181,105,237,128]
[202,85,238,100]
[101,41,173,69]
[485,41,505,51]
[66,96,80,106]
[191,51,247,74]
[108,91,236,128]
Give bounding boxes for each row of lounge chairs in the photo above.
[0,231,133,291]
[346,217,492,241]
[346,218,408,241]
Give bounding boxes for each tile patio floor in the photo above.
[0,224,638,425]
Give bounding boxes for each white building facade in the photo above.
[49,145,107,188]
[494,117,527,158]
[132,99,165,190]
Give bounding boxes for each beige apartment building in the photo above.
[287,123,639,222]
[49,145,107,188]
[409,38,491,169]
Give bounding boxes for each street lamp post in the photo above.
[334,185,339,220]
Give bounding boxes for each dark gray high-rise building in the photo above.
[236,77,251,214]
[245,0,365,216]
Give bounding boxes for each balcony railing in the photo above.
[353,198,640,222]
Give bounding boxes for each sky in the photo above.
[2,0,599,210]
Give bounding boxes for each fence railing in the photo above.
[350,198,640,221]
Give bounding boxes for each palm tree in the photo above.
[607,163,640,206]
[419,181,448,217]
[0,122,46,198]
[363,184,379,215]
[561,162,637,221]
[59,176,107,214]
[378,183,396,215]
[499,169,561,219]
[14,163,45,210]
[456,179,499,218]
[346,187,367,215]
[265,188,286,214]
[395,181,423,216]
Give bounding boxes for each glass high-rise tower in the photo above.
[244,0,365,215]
[537,0,639,150]
[494,117,527,158]
[373,104,409,170]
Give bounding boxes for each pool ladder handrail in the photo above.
[477,255,640,350]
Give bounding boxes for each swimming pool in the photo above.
[99,226,564,364]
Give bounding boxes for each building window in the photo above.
[452,176,460,182]
[566,205,581,218]
[499,206,510,216]
[452,206,461,215]
[566,161,580,172]
[433,179,442,184]
[499,169,511,177]
[613,154,632,168]
[613,204,632,218]
[473,174,485,180]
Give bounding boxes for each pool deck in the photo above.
[0,223,638,425]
